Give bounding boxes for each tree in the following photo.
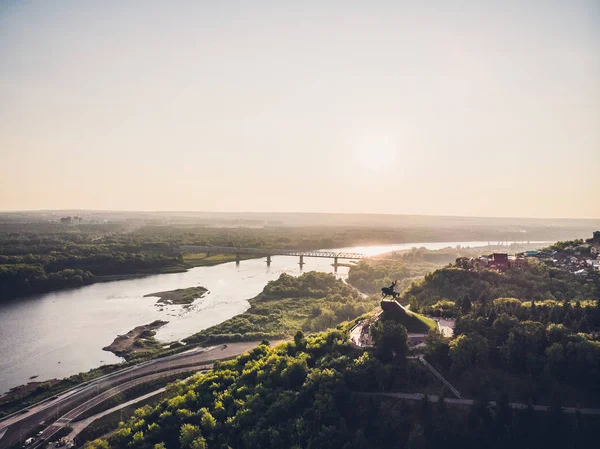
[199,408,217,431]
[449,333,489,371]
[495,391,513,445]
[460,294,472,314]
[294,330,306,350]
[577,315,590,333]
[424,330,451,369]
[180,424,202,449]
[84,440,110,449]
[190,437,208,449]
[370,320,408,362]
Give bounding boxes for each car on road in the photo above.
[24,438,34,446]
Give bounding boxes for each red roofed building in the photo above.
[491,253,509,269]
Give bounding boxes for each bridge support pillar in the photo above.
[236,253,240,265]
[298,255,304,269]
[266,255,271,266]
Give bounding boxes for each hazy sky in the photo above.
[1,1,599,218]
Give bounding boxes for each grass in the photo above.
[409,311,437,331]
[381,307,436,333]
[144,286,208,305]
[182,253,257,267]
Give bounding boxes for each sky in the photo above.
[1,0,599,218]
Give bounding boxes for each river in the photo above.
[0,240,543,394]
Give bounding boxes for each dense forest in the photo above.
[85,325,599,449]
[401,260,599,311]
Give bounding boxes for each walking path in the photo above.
[415,356,461,399]
[358,392,600,415]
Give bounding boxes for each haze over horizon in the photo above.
[1,1,599,219]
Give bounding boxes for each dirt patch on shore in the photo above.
[102,320,168,359]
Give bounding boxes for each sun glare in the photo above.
[355,136,398,172]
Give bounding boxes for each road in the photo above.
[359,392,600,415]
[436,318,455,338]
[0,341,273,449]
[66,388,166,443]
[36,366,211,449]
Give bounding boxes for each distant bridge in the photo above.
[179,245,366,267]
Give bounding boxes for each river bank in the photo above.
[0,240,531,395]
[102,320,169,359]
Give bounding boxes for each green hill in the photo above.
[379,302,436,333]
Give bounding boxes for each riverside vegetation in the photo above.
[184,272,379,345]
[0,219,569,301]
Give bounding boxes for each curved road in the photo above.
[0,341,273,449]
[37,366,212,449]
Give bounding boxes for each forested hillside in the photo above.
[184,272,378,345]
[85,327,599,449]
[402,259,599,311]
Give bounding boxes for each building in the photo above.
[491,253,509,269]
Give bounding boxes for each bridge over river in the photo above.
[180,245,366,267]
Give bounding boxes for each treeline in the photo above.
[85,327,600,449]
[424,297,599,330]
[346,243,550,296]
[184,272,377,345]
[260,271,355,299]
[397,243,546,264]
[405,244,600,405]
[425,307,600,405]
[402,260,599,312]
[347,260,438,294]
[0,253,182,300]
[0,264,94,299]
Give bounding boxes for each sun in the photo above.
[354,135,397,172]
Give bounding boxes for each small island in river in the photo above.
[102,320,168,359]
[144,286,209,306]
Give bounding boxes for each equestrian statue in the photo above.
[381,280,399,300]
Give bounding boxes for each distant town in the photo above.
[456,231,600,275]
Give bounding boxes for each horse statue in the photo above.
[381,280,399,299]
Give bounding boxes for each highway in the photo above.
[35,366,211,449]
[0,341,270,449]
[65,388,167,443]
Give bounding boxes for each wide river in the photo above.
[0,241,542,394]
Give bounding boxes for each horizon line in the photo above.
[1,209,600,222]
